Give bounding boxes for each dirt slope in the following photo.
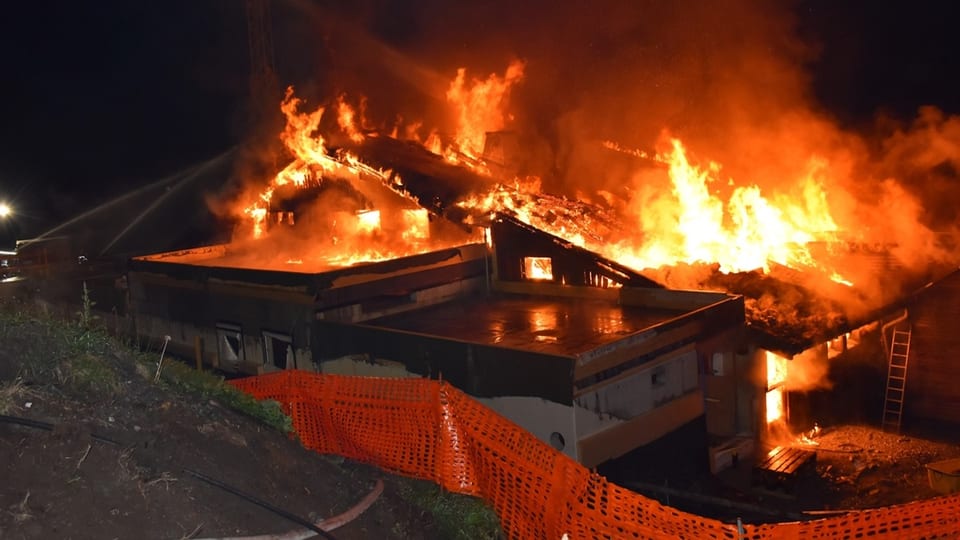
[0,309,499,540]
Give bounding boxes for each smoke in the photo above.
[784,346,834,392]
[872,107,960,232]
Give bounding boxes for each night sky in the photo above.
[0,0,958,248]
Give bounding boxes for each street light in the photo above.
[0,203,11,218]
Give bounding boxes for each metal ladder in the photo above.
[882,325,912,433]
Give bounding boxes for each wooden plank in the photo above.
[779,452,805,474]
[756,446,815,477]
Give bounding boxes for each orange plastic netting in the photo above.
[230,370,960,539]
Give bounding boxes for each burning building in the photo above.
[315,214,746,466]
[128,44,960,478]
[129,210,749,467]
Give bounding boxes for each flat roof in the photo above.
[366,292,688,356]
[132,241,486,274]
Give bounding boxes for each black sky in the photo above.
[0,0,958,245]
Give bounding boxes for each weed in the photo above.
[77,282,98,328]
[156,359,293,434]
[0,378,34,414]
[394,477,503,540]
[64,353,122,396]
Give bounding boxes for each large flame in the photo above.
[230,87,479,271]
[232,65,862,283]
[457,136,851,284]
[611,138,845,277]
[397,61,526,174]
[446,60,525,159]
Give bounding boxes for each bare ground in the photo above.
[704,423,960,522]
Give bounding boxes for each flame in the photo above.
[767,351,788,388]
[455,134,851,284]
[242,88,340,239]
[610,138,845,276]
[232,70,859,283]
[766,387,785,424]
[766,351,789,424]
[394,61,525,175]
[336,94,365,143]
[356,209,381,234]
[446,60,525,159]
[229,87,479,271]
[401,208,430,242]
[523,257,554,281]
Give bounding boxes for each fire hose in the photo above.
[0,413,359,540]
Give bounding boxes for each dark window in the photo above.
[216,323,244,367]
[651,366,667,387]
[263,331,294,370]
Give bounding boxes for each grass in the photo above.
[0,295,290,433]
[394,477,503,540]
[0,309,118,398]
[158,359,293,433]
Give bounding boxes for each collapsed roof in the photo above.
[334,136,958,356]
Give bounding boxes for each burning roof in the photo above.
[205,54,960,356]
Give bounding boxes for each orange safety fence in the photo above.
[230,370,960,539]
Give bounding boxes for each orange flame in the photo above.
[336,94,365,143]
[230,87,479,271]
[234,73,859,283]
[611,138,844,276]
[766,388,785,424]
[523,257,554,280]
[766,351,789,424]
[446,60,525,160]
[456,137,850,284]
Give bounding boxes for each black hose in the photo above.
[0,413,54,431]
[0,413,339,539]
[0,414,122,445]
[182,467,338,540]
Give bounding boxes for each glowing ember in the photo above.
[830,273,854,287]
[523,257,553,281]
